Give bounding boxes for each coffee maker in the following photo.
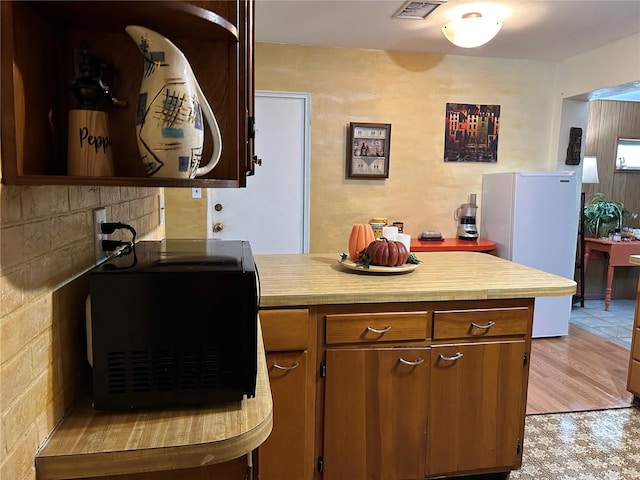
[455,194,478,240]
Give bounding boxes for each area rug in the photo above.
[509,408,640,479]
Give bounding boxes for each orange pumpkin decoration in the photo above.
[348,223,375,260]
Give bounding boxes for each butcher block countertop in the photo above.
[255,251,577,307]
[35,324,273,480]
[35,251,574,480]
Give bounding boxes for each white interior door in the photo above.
[207,91,310,254]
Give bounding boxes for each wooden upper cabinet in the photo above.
[0,0,255,187]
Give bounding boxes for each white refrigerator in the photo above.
[481,171,578,338]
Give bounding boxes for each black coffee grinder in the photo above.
[455,194,479,240]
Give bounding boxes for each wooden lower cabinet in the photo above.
[426,304,531,477]
[323,347,430,480]
[318,301,532,479]
[261,350,309,479]
[427,341,526,476]
[259,300,533,480]
[258,309,315,480]
[627,274,640,399]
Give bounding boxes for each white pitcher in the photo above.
[126,25,222,178]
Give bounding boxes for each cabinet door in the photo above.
[427,341,526,477]
[259,351,310,480]
[323,347,430,480]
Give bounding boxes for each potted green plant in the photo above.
[583,193,638,238]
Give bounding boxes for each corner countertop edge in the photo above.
[35,322,273,480]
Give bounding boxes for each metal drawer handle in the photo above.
[438,352,463,362]
[366,325,391,334]
[272,362,299,371]
[471,320,495,330]
[399,357,424,366]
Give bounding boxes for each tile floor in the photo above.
[501,298,640,480]
[570,298,636,350]
[509,407,640,479]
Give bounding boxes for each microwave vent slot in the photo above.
[103,348,222,397]
[106,351,126,394]
[131,351,151,392]
[156,350,176,391]
[178,350,199,389]
[201,348,221,388]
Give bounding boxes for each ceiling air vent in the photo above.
[393,1,447,20]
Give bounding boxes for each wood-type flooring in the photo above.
[526,324,633,415]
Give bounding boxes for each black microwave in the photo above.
[87,239,258,410]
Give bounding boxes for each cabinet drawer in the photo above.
[633,328,640,361]
[325,312,429,345]
[260,309,309,351]
[433,307,529,340]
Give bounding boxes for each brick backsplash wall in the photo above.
[0,183,164,480]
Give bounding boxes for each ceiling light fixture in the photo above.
[441,12,502,48]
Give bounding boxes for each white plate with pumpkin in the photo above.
[339,258,419,274]
[343,227,420,274]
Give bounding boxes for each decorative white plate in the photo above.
[339,259,419,274]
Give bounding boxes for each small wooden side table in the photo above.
[583,238,640,311]
[410,237,496,253]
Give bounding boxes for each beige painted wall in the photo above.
[164,188,208,239]
[168,43,563,251]
[166,39,639,292]
[255,43,562,253]
[558,33,640,99]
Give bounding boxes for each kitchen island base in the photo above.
[255,252,575,480]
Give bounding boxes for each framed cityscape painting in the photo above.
[444,103,500,162]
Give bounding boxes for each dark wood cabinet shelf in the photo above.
[21,2,239,41]
[3,174,246,188]
[1,0,254,187]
